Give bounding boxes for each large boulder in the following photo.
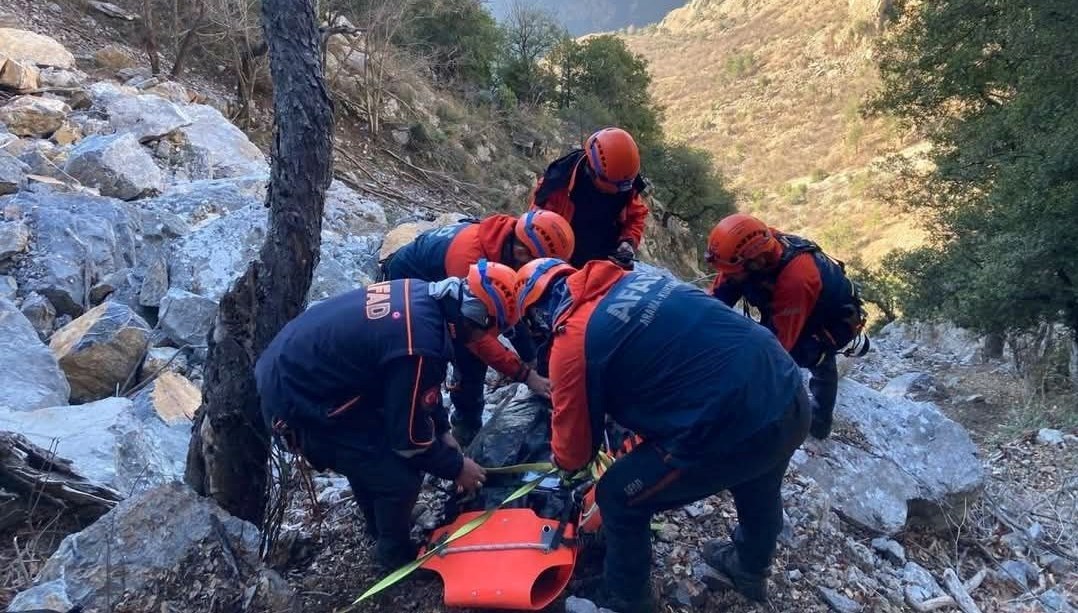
[0,155,28,195]
[49,301,151,403]
[167,203,266,301]
[6,483,297,613]
[106,93,192,143]
[0,58,39,92]
[64,132,164,200]
[177,104,269,178]
[0,28,75,68]
[0,397,188,494]
[158,287,217,347]
[791,379,985,535]
[144,175,265,225]
[0,298,69,411]
[5,191,139,316]
[0,95,69,137]
[131,371,199,426]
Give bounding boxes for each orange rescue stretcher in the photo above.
[417,433,643,610]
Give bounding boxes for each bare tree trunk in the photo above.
[171,0,207,78]
[142,0,161,75]
[184,0,335,526]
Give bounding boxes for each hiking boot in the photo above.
[374,538,419,572]
[701,540,769,603]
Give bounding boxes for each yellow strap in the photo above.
[340,467,558,611]
[339,450,618,610]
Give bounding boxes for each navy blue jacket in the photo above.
[547,262,803,471]
[255,279,462,480]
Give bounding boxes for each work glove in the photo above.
[611,240,635,268]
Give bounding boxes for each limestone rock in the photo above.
[871,537,906,565]
[49,301,150,403]
[818,586,863,613]
[6,483,297,612]
[0,28,75,69]
[0,153,28,194]
[142,346,189,379]
[0,297,70,411]
[0,57,39,92]
[64,132,163,200]
[158,287,217,347]
[18,291,55,340]
[1036,428,1065,446]
[0,396,188,493]
[881,372,938,400]
[50,121,82,146]
[92,43,136,72]
[146,80,193,104]
[0,274,14,301]
[145,175,265,224]
[0,95,69,137]
[37,67,83,88]
[177,104,268,178]
[0,218,30,267]
[106,93,191,143]
[792,379,984,535]
[167,203,265,300]
[5,191,139,316]
[139,256,168,307]
[131,371,199,425]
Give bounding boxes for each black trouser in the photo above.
[448,340,488,429]
[791,338,839,432]
[809,352,838,426]
[594,389,811,601]
[286,424,423,566]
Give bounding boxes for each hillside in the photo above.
[621,0,926,262]
[485,0,684,35]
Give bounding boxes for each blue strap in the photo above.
[523,210,547,257]
[519,259,564,312]
[477,259,508,329]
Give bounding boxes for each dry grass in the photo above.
[622,0,926,263]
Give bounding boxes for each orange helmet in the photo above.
[465,259,520,330]
[515,210,575,260]
[584,127,640,193]
[705,213,782,273]
[515,258,576,314]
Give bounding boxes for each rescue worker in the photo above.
[254,261,520,570]
[530,127,649,269]
[381,210,574,444]
[705,213,869,440]
[515,258,811,611]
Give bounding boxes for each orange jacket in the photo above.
[444,215,517,278]
[449,215,532,382]
[711,252,823,351]
[529,151,649,251]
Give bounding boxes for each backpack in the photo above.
[766,234,870,357]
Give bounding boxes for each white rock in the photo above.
[0,28,76,68]
[106,93,192,143]
[0,95,69,137]
[0,396,187,493]
[0,297,70,411]
[177,104,268,178]
[63,132,164,200]
[1036,428,1065,446]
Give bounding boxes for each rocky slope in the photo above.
[620,0,926,262]
[0,24,1075,613]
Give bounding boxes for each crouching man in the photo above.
[515,258,811,611]
[255,261,521,570]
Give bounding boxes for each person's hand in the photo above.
[442,431,461,452]
[526,369,552,398]
[611,241,635,268]
[454,457,487,495]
